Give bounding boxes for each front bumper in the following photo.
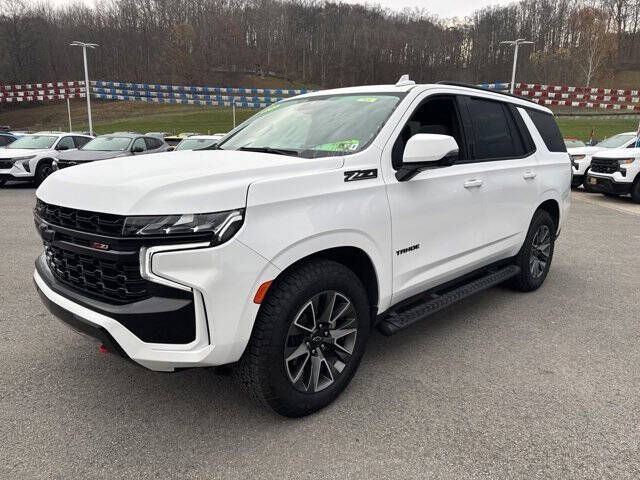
[586,174,632,195]
[0,161,34,179]
[34,239,279,371]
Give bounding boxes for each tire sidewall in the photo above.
[35,160,53,186]
[262,264,370,415]
[519,211,556,290]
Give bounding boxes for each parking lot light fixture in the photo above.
[70,41,99,136]
[500,39,533,94]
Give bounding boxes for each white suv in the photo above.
[570,132,639,191]
[0,132,93,186]
[586,141,640,202]
[33,79,570,417]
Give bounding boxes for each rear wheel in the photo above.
[509,209,556,292]
[236,259,370,417]
[631,179,640,204]
[34,161,54,186]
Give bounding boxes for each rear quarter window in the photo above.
[526,109,566,153]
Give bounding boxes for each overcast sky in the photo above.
[49,0,516,19]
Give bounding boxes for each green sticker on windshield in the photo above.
[313,139,360,152]
[356,97,379,103]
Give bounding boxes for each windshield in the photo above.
[175,138,220,151]
[7,135,57,149]
[565,140,585,148]
[82,136,132,151]
[598,134,637,148]
[218,94,404,158]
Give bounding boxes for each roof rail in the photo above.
[436,81,539,105]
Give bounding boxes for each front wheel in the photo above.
[34,161,54,186]
[0,178,6,187]
[509,209,556,292]
[236,259,370,417]
[631,180,640,204]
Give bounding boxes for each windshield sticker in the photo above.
[313,139,360,152]
[356,97,379,103]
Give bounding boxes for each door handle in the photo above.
[523,171,537,180]
[464,179,483,188]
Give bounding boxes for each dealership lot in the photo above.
[1,184,639,479]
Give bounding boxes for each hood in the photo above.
[566,146,603,156]
[37,149,344,215]
[590,147,640,159]
[56,150,130,161]
[0,148,49,158]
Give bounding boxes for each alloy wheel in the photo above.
[284,290,358,393]
[530,224,551,279]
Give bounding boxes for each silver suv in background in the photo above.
[54,133,170,170]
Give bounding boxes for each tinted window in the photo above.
[0,135,14,146]
[73,136,91,148]
[57,136,75,150]
[132,138,147,151]
[144,137,162,150]
[467,98,525,160]
[526,109,566,152]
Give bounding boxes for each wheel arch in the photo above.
[537,198,560,232]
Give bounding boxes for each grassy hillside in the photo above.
[1,98,638,140]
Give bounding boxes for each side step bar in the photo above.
[377,265,521,336]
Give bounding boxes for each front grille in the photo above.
[45,243,148,303]
[590,157,619,174]
[0,160,13,169]
[36,199,125,236]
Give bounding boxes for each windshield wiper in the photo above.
[238,146,299,157]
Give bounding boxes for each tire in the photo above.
[509,209,556,292]
[631,179,640,204]
[34,160,54,186]
[235,259,370,417]
[603,192,619,198]
[0,178,6,187]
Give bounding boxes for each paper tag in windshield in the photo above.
[356,97,378,103]
[314,139,360,152]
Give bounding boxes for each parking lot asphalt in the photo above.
[1,183,639,480]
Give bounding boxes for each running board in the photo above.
[377,265,520,336]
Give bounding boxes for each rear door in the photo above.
[460,96,539,254]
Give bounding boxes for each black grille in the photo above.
[36,199,125,236]
[0,160,14,169]
[590,157,619,174]
[45,244,148,303]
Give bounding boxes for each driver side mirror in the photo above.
[396,134,459,182]
[166,146,175,152]
[57,145,69,151]
[132,146,145,153]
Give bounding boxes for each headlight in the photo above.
[11,155,36,162]
[122,209,244,244]
[618,158,635,165]
[570,154,586,161]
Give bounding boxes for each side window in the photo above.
[526,109,566,152]
[144,137,162,150]
[132,138,147,151]
[73,136,91,148]
[465,97,526,160]
[391,95,466,169]
[56,136,75,150]
[627,140,638,148]
[0,135,13,146]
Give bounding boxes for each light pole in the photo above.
[500,39,533,94]
[70,41,98,135]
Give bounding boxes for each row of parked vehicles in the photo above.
[0,130,225,187]
[566,131,640,203]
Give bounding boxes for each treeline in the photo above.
[1,0,640,88]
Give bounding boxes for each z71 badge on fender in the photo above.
[344,169,378,182]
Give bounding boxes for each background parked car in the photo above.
[0,132,19,148]
[0,131,93,186]
[54,133,170,170]
[163,132,202,147]
[569,131,639,191]
[564,138,586,149]
[172,134,225,151]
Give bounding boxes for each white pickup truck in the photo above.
[33,78,570,417]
